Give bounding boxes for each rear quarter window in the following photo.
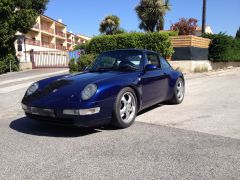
[160,57,171,69]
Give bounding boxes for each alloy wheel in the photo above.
[119,92,136,123]
[176,80,184,101]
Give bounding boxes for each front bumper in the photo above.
[22,99,114,127]
[24,112,111,127]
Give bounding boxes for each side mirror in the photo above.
[145,64,158,71]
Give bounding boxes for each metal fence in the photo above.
[31,51,69,68]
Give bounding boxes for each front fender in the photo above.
[91,72,142,103]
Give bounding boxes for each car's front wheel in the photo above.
[111,87,137,129]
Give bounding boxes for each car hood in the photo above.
[35,71,129,98]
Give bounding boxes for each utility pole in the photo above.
[202,0,206,34]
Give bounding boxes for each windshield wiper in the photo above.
[88,67,113,72]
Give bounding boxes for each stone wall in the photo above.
[169,60,212,73]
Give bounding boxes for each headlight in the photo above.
[81,84,97,100]
[27,83,39,96]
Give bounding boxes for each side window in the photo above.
[147,53,160,67]
[160,57,171,69]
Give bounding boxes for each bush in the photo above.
[69,54,97,73]
[86,31,177,57]
[74,42,89,51]
[0,53,19,74]
[68,59,78,73]
[202,33,240,61]
[0,61,5,74]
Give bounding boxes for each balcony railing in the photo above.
[56,31,66,38]
[56,45,66,50]
[41,25,54,34]
[25,39,40,46]
[42,42,55,49]
[67,39,72,43]
[33,23,40,29]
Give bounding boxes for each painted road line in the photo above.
[0,82,33,93]
[0,69,68,86]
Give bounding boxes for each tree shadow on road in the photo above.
[9,117,100,138]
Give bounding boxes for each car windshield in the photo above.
[88,50,143,72]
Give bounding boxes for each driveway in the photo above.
[0,69,240,179]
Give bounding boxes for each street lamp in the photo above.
[202,0,206,34]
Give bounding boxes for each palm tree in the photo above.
[202,0,206,34]
[135,0,171,32]
[99,15,120,35]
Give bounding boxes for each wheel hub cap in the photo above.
[177,80,184,101]
[119,92,136,123]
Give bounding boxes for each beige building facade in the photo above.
[16,15,90,63]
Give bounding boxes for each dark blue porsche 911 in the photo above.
[22,49,185,128]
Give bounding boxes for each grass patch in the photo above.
[194,65,209,73]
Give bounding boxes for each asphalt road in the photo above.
[0,69,240,180]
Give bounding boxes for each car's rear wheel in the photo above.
[111,87,137,128]
[169,78,185,104]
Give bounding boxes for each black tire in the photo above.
[111,87,138,129]
[169,78,185,104]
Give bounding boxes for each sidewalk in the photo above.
[0,68,69,94]
[0,68,69,82]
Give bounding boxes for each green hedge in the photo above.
[69,54,97,73]
[86,31,177,57]
[69,31,177,73]
[202,33,240,61]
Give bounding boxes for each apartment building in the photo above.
[15,15,90,69]
[66,32,90,50]
[17,15,90,52]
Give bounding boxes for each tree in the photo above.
[99,15,122,35]
[236,27,240,39]
[171,18,198,35]
[135,0,171,32]
[114,28,126,34]
[0,0,48,74]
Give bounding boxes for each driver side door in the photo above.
[141,53,169,108]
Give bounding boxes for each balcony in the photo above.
[25,38,40,46]
[42,42,55,49]
[75,42,83,45]
[32,23,40,29]
[56,31,66,38]
[67,44,73,50]
[67,39,72,43]
[41,25,54,34]
[56,44,66,50]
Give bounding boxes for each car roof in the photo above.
[104,48,158,54]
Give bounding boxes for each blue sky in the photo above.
[45,0,240,37]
